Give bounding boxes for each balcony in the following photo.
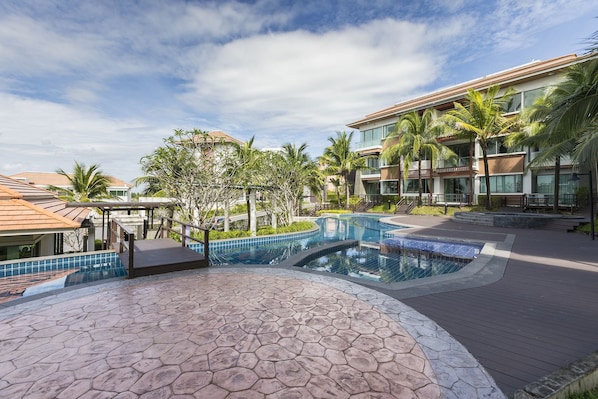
[355,139,383,150]
[436,158,477,174]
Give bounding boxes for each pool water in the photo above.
[210,215,402,265]
[301,243,471,284]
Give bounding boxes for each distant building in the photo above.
[0,175,91,260]
[347,52,596,208]
[10,171,133,202]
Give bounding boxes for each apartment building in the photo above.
[347,53,596,208]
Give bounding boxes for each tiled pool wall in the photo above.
[189,228,320,252]
[0,229,320,278]
[0,251,122,278]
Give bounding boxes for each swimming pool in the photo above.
[209,214,403,265]
[9,214,482,299]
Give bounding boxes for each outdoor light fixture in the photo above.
[571,171,595,240]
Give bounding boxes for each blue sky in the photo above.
[0,0,596,184]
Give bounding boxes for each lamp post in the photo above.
[571,171,595,240]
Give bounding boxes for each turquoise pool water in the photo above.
[9,215,482,298]
[209,214,403,265]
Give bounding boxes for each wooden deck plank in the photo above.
[118,238,208,278]
[385,215,598,397]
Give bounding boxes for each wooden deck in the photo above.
[383,215,598,397]
[118,238,209,278]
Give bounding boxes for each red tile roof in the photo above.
[10,172,132,188]
[0,175,90,235]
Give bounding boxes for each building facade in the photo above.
[347,53,596,208]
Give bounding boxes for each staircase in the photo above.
[395,198,416,214]
[541,216,589,232]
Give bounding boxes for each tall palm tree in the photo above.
[544,58,598,174]
[506,90,577,213]
[321,131,367,209]
[232,136,262,231]
[281,143,323,212]
[53,161,113,202]
[444,85,516,210]
[382,109,454,207]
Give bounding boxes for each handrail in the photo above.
[155,217,210,260]
[110,219,135,277]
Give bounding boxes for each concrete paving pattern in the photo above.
[0,268,504,398]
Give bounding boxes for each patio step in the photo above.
[453,212,494,226]
[541,216,588,232]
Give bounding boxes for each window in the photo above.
[444,178,470,195]
[486,137,522,155]
[365,157,379,171]
[480,175,523,193]
[523,87,546,109]
[403,179,430,194]
[503,93,522,113]
[536,174,576,195]
[446,142,471,167]
[381,181,398,194]
[384,124,396,138]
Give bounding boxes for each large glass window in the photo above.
[384,124,396,138]
[403,179,430,194]
[523,87,546,109]
[503,93,522,113]
[486,137,522,155]
[381,181,398,194]
[445,142,471,167]
[480,175,523,193]
[444,178,470,195]
[535,174,576,195]
[365,157,379,171]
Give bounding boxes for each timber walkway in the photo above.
[382,214,598,397]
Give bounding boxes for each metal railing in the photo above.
[110,219,136,277]
[155,217,210,259]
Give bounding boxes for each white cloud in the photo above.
[181,17,470,153]
[0,93,167,182]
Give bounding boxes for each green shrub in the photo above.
[567,387,598,398]
[316,209,352,216]
[207,221,316,241]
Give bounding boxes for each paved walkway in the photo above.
[0,268,503,398]
[2,214,597,398]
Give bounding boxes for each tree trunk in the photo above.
[482,147,492,211]
[249,189,257,237]
[224,201,230,232]
[469,136,474,205]
[553,157,561,213]
[246,189,251,231]
[417,157,422,207]
[344,173,350,210]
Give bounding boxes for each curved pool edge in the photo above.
[0,266,507,398]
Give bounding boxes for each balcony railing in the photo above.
[355,140,383,150]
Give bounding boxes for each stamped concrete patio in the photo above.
[0,267,503,398]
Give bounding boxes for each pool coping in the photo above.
[217,216,514,300]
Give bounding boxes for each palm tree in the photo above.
[506,90,577,213]
[321,131,367,209]
[281,143,323,213]
[53,161,113,202]
[544,58,598,175]
[232,136,262,232]
[444,85,516,210]
[382,109,454,207]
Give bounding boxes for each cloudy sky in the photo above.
[0,0,596,184]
